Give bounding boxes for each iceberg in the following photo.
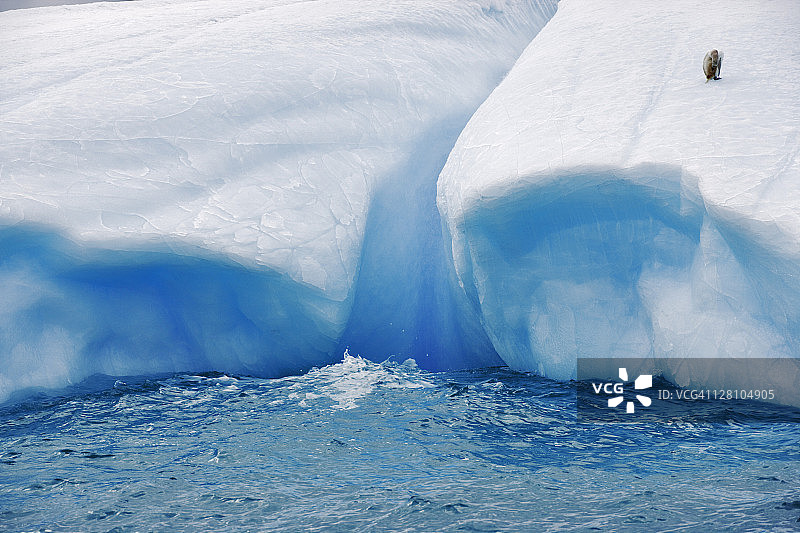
[438,0,800,384]
[0,0,558,401]
[3,0,799,404]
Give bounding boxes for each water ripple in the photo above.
[1,355,799,531]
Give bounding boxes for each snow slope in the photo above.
[0,0,557,401]
[438,0,800,382]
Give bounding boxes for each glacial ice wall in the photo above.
[0,0,558,401]
[438,0,800,382]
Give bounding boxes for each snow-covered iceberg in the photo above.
[3,0,799,404]
[438,0,800,381]
[0,0,558,401]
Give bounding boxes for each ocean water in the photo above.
[1,354,799,532]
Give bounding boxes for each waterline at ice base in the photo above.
[2,0,800,406]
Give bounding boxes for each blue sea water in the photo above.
[1,355,799,532]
